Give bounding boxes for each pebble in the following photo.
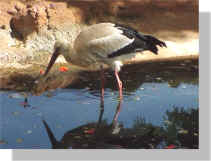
[12,111,20,116]
[134,96,141,101]
[163,120,172,125]
[8,93,25,99]
[0,25,6,30]
[36,112,43,117]
[0,140,7,144]
[26,130,32,134]
[49,4,56,9]
[16,138,23,143]
[56,125,62,129]
[156,77,162,81]
[178,129,188,134]
[7,9,17,15]
[181,85,187,89]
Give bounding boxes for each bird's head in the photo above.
[54,41,70,54]
[44,41,71,76]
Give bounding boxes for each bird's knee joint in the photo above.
[119,81,123,88]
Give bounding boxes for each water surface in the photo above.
[0,60,198,149]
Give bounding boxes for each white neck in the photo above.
[55,41,77,64]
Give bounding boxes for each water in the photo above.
[0,60,198,149]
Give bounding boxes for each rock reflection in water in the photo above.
[163,107,198,149]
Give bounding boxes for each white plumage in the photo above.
[44,22,167,99]
[89,34,134,58]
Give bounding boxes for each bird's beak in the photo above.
[44,47,61,76]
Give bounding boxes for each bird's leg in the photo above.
[96,94,104,130]
[114,69,123,99]
[112,98,122,123]
[96,78,105,139]
[98,98,104,125]
[110,98,122,135]
[100,65,105,102]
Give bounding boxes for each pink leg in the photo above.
[113,98,122,122]
[100,65,105,102]
[114,69,123,99]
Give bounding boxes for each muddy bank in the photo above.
[0,59,198,97]
[0,0,198,92]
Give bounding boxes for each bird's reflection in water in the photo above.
[14,91,198,149]
[20,97,31,108]
[42,96,167,149]
[42,97,124,149]
[42,101,199,149]
[19,96,38,110]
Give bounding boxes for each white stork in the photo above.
[44,22,166,99]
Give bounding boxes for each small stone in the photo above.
[134,96,141,101]
[0,25,6,29]
[9,93,23,99]
[178,129,188,134]
[26,130,32,134]
[0,140,7,144]
[12,111,20,116]
[74,136,81,139]
[110,92,115,96]
[181,85,186,89]
[7,9,17,15]
[56,125,62,129]
[8,41,16,47]
[45,92,53,97]
[16,138,23,143]
[49,4,56,9]
[163,120,172,125]
[26,4,33,8]
[156,77,162,81]
[36,112,43,117]
[14,5,21,11]
[81,101,91,105]
[34,80,39,84]
[184,60,191,63]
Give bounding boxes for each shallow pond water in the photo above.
[0,60,198,149]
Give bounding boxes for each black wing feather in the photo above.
[107,24,166,58]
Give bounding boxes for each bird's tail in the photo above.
[143,35,167,55]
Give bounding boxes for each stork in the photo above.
[44,23,166,99]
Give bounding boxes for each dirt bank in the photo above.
[0,0,198,91]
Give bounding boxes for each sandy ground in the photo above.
[0,0,198,90]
